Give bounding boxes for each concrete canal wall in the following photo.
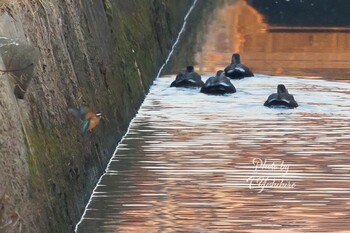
[0,0,201,232]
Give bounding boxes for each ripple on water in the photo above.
[77,75,350,233]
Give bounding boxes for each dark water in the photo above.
[76,1,350,232]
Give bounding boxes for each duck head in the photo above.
[277,84,289,94]
[232,53,241,64]
[216,70,224,76]
[186,66,194,72]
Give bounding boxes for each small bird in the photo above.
[264,84,298,108]
[68,106,104,137]
[224,53,254,79]
[200,70,236,95]
[170,66,204,88]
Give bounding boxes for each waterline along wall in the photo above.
[75,0,199,230]
[0,0,200,232]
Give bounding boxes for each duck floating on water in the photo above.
[170,66,204,88]
[200,70,236,95]
[264,84,298,108]
[224,53,254,79]
[68,106,104,136]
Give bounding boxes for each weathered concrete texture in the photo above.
[0,0,192,232]
[0,56,30,233]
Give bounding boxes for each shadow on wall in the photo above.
[0,37,39,99]
[161,0,226,75]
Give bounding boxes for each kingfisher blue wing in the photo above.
[68,106,90,120]
[81,120,90,137]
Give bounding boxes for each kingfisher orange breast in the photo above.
[85,112,95,120]
[88,116,101,131]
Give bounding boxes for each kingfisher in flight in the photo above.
[68,106,104,137]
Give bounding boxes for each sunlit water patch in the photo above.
[77,75,350,233]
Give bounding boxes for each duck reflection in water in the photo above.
[170,66,204,88]
[264,84,298,108]
[224,53,254,79]
[200,70,236,95]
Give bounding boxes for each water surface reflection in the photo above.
[77,75,350,232]
[194,0,350,81]
[77,1,350,232]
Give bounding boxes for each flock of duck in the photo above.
[68,53,298,137]
[170,53,299,108]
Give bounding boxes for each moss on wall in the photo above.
[0,0,196,232]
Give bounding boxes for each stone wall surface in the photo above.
[0,0,193,232]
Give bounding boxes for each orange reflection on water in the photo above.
[76,2,350,232]
[77,75,350,233]
[195,0,350,81]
